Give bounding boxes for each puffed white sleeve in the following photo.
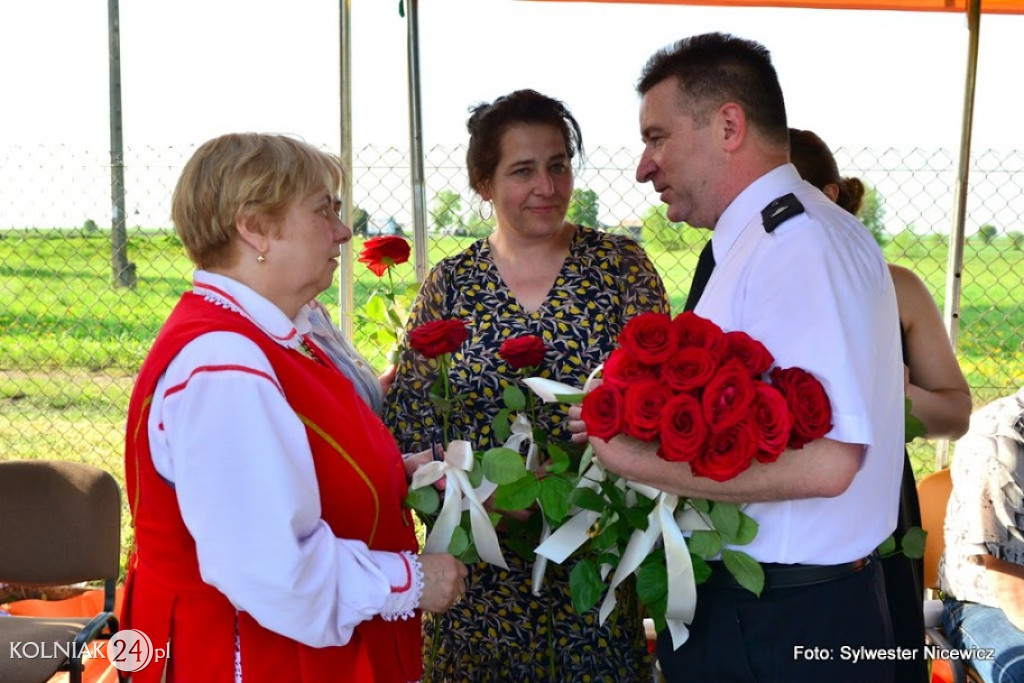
[148,331,421,647]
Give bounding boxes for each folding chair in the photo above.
[0,459,121,683]
[917,467,982,683]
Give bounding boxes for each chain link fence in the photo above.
[2,143,1022,525]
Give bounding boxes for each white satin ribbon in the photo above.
[410,440,508,569]
[597,487,711,650]
[534,460,608,564]
[522,364,603,405]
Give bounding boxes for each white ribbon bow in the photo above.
[500,414,553,595]
[410,440,508,569]
[598,484,711,650]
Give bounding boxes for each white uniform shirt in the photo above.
[147,270,420,649]
[697,164,904,564]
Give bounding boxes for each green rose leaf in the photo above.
[364,293,387,323]
[568,487,607,512]
[710,501,740,539]
[721,549,765,597]
[503,385,526,412]
[732,511,760,546]
[621,506,651,531]
[691,555,712,585]
[553,392,586,405]
[448,525,470,556]
[688,498,711,514]
[546,443,571,475]
[492,408,512,442]
[466,459,484,488]
[687,529,723,559]
[482,447,528,484]
[876,533,897,558]
[539,475,575,524]
[900,526,927,559]
[405,484,439,516]
[637,553,669,604]
[569,559,606,614]
[494,475,540,510]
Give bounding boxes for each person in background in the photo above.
[574,33,905,682]
[383,89,668,681]
[122,132,466,683]
[790,126,971,682]
[940,387,1024,683]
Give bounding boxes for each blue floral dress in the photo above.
[383,226,668,682]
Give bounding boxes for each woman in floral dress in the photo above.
[383,90,668,682]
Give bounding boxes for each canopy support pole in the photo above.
[936,0,981,468]
[406,0,429,284]
[337,0,355,338]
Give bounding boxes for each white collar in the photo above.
[711,163,805,262]
[192,270,311,350]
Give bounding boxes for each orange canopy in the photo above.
[521,0,1024,14]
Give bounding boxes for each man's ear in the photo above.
[717,102,747,153]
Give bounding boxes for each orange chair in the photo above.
[917,468,982,683]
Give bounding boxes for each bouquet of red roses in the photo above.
[582,311,832,477]
[539,311,832,648]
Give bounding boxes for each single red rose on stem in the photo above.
[770,367,833,449]
[701,359,756,433]
[499,335,547,370]
[601,348,660,391]
[581,384,626,441]
[724,330,775,376]
[358,235,411,277]
[662,346,717,394]
[622,379,674,442]
[671,311,728,362]
[691,418,758,482]
[750,382,792,463]
[408,319,469,359]
[658,393,707,463]
[618,312,677,365]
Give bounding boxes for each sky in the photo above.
[2,0,1023,151]
[1,0,1022,228]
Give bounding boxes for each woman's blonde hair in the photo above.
[171,133,345,268]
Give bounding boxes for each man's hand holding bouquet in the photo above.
[541,311,834,648]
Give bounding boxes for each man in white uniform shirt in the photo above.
[572,33,904,682]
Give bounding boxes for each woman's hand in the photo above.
[567,404,588,444]
[379,364,397,395]
[402,445,445,489]
[417,553,468,613]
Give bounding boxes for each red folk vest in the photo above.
[123,292,422,683]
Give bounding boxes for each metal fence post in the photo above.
[107,0,135,289]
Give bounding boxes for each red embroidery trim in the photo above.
[163,364,284,398]
[391,553,412,593]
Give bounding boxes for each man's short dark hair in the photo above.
[637,32,788,147]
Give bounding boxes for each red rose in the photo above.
[581,383,625,441]
[723,330,774,376]
[658,393,707,463]
[622,379,674,442]
[690,419,758,482]
[601,348,660,390]
[701,359,756,433]
[408,319,469,359]
[750,382,792,463]
[671,311,728,362]
[357,236,411,276]
[499,335,547,369]
[662,347,717,394]
[618,312,677,365]
[770,367,833,449]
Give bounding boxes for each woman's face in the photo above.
[480,123,573,240]
[265,187,350,307]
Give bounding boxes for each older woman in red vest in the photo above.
[123,133,466,683]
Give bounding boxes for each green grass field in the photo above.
[1,228,1022,568]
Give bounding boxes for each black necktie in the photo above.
[684,239,716,312]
